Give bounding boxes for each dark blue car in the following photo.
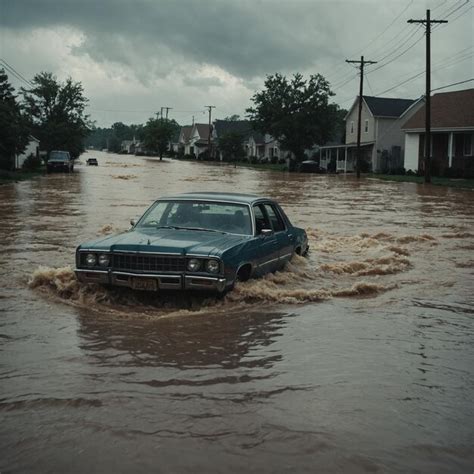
[75,193,308,293]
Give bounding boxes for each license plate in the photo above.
[131,277,157,291]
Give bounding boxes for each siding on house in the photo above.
[345,100,375,145]
[15,137,40,169]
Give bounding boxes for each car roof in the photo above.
[158,192,272,205]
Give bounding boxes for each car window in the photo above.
[49,151,70,161]
[253,204,271,234]
[137,201,252,235]
[264,204,285,232]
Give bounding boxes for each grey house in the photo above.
[320,96,420,172]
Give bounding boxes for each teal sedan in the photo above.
[75,193,308,293]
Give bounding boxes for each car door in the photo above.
[263,203,294,267]
[252,203,279,275]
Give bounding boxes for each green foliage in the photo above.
[142,118,179,160]
[0,68,30,170]
[223,114,241,121]
[84,122,146,152]
[218,132,245,162]
[246,73,342,162]
[21,72,91,159]
[22,153,42,171]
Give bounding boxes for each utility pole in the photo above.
[192,115,195,126]
[408,10,447,183]
[160,107,164,122]
[346,56,377,178]
[205,105,216,157]
[164,107,172,120]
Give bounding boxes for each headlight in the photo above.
[206,259,219,274]
[187,258,201,272]
[86,253,96,267]
[98,254,109,267]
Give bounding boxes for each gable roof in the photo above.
[402,88,474,130]
[363,96,415,117]
[213,119,254,138]
[194,123,211,138]
[179,125,193,142]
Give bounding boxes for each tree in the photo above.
[218,132,245,163]
[0,68,29,170]
[246,73,339,163]
[21,72,90,159]
[142,118,179,160]
[223,114,241,121]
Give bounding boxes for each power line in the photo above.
[0,58,33,87]
[430,78,474,92]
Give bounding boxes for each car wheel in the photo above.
[237,264,251,282]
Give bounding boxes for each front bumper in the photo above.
[75,269,227,293]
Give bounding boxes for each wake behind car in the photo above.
[47,150,74,173]
[75,193,308,293]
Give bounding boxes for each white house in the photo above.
[185,123,212,158]
[15,135,40,169]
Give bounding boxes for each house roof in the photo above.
[248,131,265,144]
[213,119,254,138]
[402,88,474,130]
[179,125,193,142]
[194,123,211,138]
[363,96,415,117]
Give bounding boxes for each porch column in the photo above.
[344,147,347,173]
[448,132,454,168]
[336,147,339,171]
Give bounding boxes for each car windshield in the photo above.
[49,151,69,161]
[137,200,252,235]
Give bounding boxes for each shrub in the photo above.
[22,153,42,171]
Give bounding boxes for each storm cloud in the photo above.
[1,0,472,126]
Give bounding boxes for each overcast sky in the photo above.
[1,0,472,127]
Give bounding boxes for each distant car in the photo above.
[75,193,309,293]
[47,150,74,173]
[298,160,324,173]
[86,158,98,166]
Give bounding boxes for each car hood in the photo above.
[79,228,251,257]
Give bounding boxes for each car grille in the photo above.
[111,253,185,273]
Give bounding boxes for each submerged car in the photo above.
[47,150,74,173]
[86,158,98,166]
[298,160,325,173]
[75,193,308,293]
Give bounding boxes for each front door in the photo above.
[253,204,279,275]
[263,203,293,267]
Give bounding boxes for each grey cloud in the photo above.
[182,75,225,88]
[1,0,338,80]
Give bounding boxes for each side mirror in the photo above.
[261,228,273,237]
[130,218,136,227]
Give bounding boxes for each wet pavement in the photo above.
[1,151,473,473]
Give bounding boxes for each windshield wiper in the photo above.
[176,227,226,234]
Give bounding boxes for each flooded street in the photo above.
[1,151,473,473]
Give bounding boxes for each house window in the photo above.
[350,121,354,134]
[364,120,369,133]
[463,134,473,156]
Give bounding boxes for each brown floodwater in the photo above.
[1,151,473,473]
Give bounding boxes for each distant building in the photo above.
[186,123,212,158]
[15,135,40,169]
[402,88,474,177]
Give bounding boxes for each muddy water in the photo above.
[1,152,473,473]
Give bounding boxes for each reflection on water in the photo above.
[1,151,474,473]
